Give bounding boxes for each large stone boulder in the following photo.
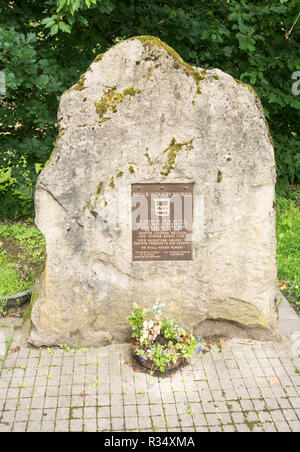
[29,36,278,346]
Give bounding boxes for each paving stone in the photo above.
[209,425,222,432]
[223,425,236,432]
[178,414,194,427]
[14,409,29,422]
[231,412,245,424]
[205,413,220,426]
[139,416,152,429]
[290,398,300,409]
[283,409,299,421]
[111,417,125,431]
[27,422,41,432]
[262,422,277,432]
[55,420,69,432]
[97,406,110,418]
[56,408,69,420]
[69,420,83,432]
[13,422,27,432]
[83,420,97,432]
[124,416,139,430]
[150,404,164,417]
[195,426,209,432]
[236,424,251,432]
[288,420,300,432]
[123,405,137,417]
[2,328,300,433]
[41,421,55,432]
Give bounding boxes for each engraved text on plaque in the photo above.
[132,183,193,261]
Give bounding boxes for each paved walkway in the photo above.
[0,297,300,432]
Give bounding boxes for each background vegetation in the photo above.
[0,0,299,218]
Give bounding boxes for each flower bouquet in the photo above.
[127,297,205,374]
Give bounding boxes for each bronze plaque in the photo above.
[132,183,193,261]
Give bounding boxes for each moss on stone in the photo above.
[192,70,205,84]
[161,137,194,176]
[109,177,115,189]
[235,79,259,98]
[217,170,223,183]
[123,87,140,97]
[96,182,103,195]
[264,117,275,146]
[95,86,140,123]
[73,73,86,91]
[63,72,86,96]
[145,66,153,81]
[144,150,158,166]
[94,53,104,62]
[116,171,124,178]
[128,165,135,174]
[85,182,104,211]
[133,36,205,95]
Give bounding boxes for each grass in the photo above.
[0,188,299,317]
[276,188,300,315]
[0,221,46,311]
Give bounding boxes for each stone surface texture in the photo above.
[29,36,277,346]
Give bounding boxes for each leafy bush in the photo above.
[0,0,299,216]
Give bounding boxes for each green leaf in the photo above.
[223,46,233,57]
[59,22,72,33]
[247,44,255,52]
[67,15,76,25]
[57,0,68,12]
[41,17,54,25]
[73,0,81,13]
[78,15,89,26]
[44,21,56,29]
[290,99,300,109]
[50,24,58,36]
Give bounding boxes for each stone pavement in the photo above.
[0,297,300,433]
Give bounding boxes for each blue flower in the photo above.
[197,336,203,342]
[140,355,147,363]
[160,350,164,355]
[195,346,203,354]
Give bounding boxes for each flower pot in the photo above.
[131,338,185,373]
